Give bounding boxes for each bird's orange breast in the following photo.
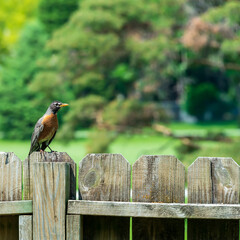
[39,114,58,142]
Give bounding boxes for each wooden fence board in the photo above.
[132,155,185,240]
[0,152,21,240]
[19,215,32,240]
[0,200,32,215]
[67,200,240,219]
[23,152,76,200]
[78,153,131,240]
[188,157,239,240]
[66,215,82,240]
[33,162,70,240]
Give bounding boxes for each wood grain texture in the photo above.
[188,157,239,240]
[0,152,21,201]
[132,155,185,240]
[67,200,240,219]
[66,215,82,240]
[19,215,32,240]
[23,152,76,200]
[0,152,22,240]
[0,200,32,215]
[33,162,70,240]
[79,153,131,240]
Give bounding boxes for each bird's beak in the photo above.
[60,103,69,107]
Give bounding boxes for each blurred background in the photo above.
[0,0,240,167]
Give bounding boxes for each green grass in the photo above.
[168,121,238,130]
[179,138,240,166]
[168,121,240,137]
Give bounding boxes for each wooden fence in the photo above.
[0,152,240,239]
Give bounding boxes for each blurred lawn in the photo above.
[1,121,240,167]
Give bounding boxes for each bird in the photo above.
[28,101,69,156]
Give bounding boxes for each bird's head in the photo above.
[49,101,69,114]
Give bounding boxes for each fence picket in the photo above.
[67,215,82,240]
[19,215,32,240]
[188,157,239,240]
[33,162,70,240]
[0,152,21,240]
[132,155,185,240]
[78,153,131,240]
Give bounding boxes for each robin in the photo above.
[28,101,69,156]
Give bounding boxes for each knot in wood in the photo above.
[84,170,98,189]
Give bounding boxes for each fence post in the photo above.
[33,162,70,240]
[78,153,131,240]
[23,152,76,200]
[0,152,22,240]
[132,155,185,240]
[188,157,239,240]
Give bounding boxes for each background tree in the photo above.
[0,21,48,139]
[30,0,186,138]
[0,0,79,139]
[181,1,240,121]
[38,0,78,33]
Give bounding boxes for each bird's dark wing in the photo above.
[28,117,44,155]
[42,130,57,151]
[48,130,57,147]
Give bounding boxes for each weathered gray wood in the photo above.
[188,157,239,240]
[66,215,82,240]
[132,155,185,240]
[0,152,21,201]
[0,200,32,215]
[19,215,32,240]
[0,152,22,240]
[68,200,240,219]
[33,162,70,240]
[23,152,76,200]
[79,153,131,240]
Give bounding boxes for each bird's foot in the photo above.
[39,150,47,160]
[39,149,45,157]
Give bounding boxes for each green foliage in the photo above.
[0,0,39,60]
[202,1,240,63]
[102,99,169,131]
[202,1,240,25]
[0,21,48,139]
[38,0,78,33]
[184,82,233,121]
[180,1,240,121]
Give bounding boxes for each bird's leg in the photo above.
[47,145,56,153]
